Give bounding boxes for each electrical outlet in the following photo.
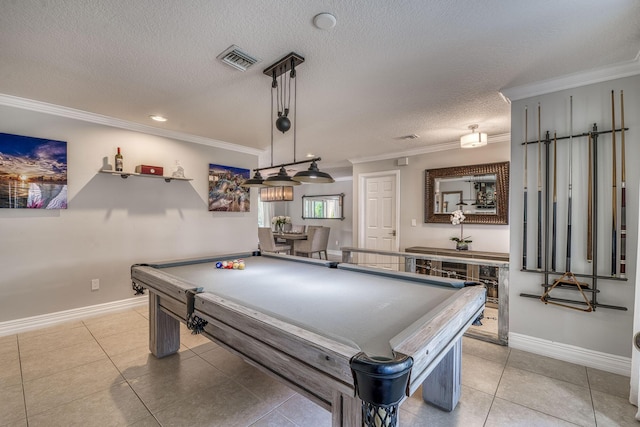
[335,240,339,246]
[91,279,100,291]
[411,218,417,227]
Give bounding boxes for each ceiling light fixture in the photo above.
[242,52,334,189]
[313,13,337,30]
[149,115,167,122]
[292,160,334,183]
[259,186,293,202]
[242,169,267,187]
[460,124,487,148]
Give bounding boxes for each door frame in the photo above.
[358,170,401,251]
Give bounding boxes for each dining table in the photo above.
[274,231,307,248]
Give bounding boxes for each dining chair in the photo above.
[258,227,291,255]
[294,226,329,259]
[317,226,330,259]
[290,224,306,233]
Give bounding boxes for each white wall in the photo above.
[0,105,258,322]
[352,140,511,254]
[509,75,639,358]
[273,178,354,254]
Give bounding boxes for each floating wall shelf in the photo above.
[99,170,192,183]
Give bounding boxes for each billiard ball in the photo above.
[215,262,222,268]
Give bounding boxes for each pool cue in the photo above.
[611,90,617,277]
[541,95,592,311]
[537,103,543,271]
[551,131,557,271]
[620,90,626,278]
[587,132,593,263]
[566,97,573,273]
[522,106,528,270]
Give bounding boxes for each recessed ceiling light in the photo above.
[313,13,336,30]
[149,115,167,122]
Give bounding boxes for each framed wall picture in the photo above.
[208,163,250,212]
[0,132,68,209]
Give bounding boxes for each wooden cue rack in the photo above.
[519,123,628,311]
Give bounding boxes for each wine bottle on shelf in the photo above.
[115,147,123,172]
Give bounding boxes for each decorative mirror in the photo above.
[302,193,345,220]
[425,162,509,224]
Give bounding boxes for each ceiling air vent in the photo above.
[217,45,261,72]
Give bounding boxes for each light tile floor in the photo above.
[0,306,636,427]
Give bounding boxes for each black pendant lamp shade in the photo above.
[264,166,301,186]
[242,170,266,187]
[292,160,334,183]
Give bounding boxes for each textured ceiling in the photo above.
[0,0,639,171]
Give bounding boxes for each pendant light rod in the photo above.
[253,157,323,173]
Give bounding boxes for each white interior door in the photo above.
[360,171,400,270]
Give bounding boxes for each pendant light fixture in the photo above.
[263,53,302,187]
[259,186,294,202]
[460,124,487,148]
[292,160,334,183]
[242,52,334,189]
[242,169,267,187]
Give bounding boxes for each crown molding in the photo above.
[500,53,640,102]
[0,94,264,156]
[349,133,511,165]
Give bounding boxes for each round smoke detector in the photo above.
[313,13,336,30]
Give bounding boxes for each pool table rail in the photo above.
[132,265,200,305]
[395,286,485,395]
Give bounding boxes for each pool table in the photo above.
[131,252,485,427]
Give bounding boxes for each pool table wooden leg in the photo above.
[148,291,180,358]
[331,391,362,427]
[421,338,462,412]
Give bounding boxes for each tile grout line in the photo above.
[16,334,30,427]
[191,341,290,426]
[482,347,511,426]
[493,349,599,426]
[585,366,598,426]
[82,317,164,427]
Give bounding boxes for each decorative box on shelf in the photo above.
[135,165,163,175]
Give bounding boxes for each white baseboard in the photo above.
[0,296,148,337]
[509,332,631,377]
